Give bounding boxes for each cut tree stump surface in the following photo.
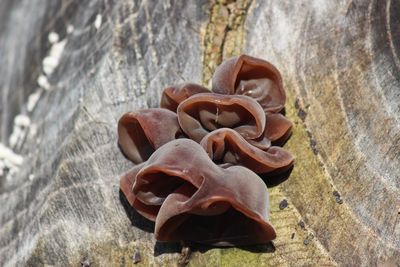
[0,0,399,266]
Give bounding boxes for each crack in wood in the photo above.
[202,0,253,86]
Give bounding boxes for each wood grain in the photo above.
[0,0,208,266]
[244,0,400,265]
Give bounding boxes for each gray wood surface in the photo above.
[244,1,400,265]
[0,0,399,266]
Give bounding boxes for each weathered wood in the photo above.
[0,0,399,266]
[243,1,400,266]
[0,1,208,266]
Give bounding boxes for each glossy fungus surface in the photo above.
[118,55,293,246]
[118,108,182,163]
[160,83,210,112]
[120,163,161,220]
[200,128,293,174]
[177,93,265,143]
[249,113,293,149]
[212,55,286,113]
[127,139,276,245]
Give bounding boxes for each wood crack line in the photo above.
[202,0,253,86]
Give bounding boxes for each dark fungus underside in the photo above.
[118,54,293,246]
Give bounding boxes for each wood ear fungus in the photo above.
[200,128,294,174]
[118,55,293,246]
[160,83,210,112]
[118,108,183,163]
[212,55,286,113]
[121,139,276,245]
[177,93,266,143]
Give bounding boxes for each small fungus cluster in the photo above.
[118,55,294,246]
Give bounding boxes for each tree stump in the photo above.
[0,0,399,266]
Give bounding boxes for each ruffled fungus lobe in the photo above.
[118,108,182,163]
[249,113,293,150]
[200,128,293,174]
[160,83,209,112]
[120,163,161,220]
[212,55,286,113]
[177,93,266,143]
[130,139,276,245]
[264,113,293,145]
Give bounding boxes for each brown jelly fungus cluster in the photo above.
[118,55,294,246]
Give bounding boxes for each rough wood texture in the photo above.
[0,0,399,266]
[243,1,400,266]
[0,1,208,266]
